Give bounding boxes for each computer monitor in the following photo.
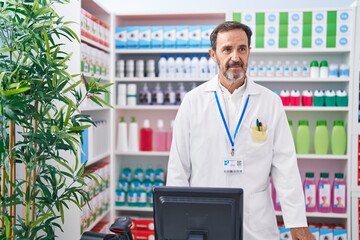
[153,186,243,240]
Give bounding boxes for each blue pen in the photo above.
[256,118,260,131]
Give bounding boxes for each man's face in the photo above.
[209,29,250,82]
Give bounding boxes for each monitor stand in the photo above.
[188,232,206,240]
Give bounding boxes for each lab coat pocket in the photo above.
[248,190,277,231]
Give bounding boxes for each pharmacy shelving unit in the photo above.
[56,0,112,239]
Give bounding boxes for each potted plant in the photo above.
[0,0,111,239]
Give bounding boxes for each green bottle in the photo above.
[288,120,295,143]
[331,121,346,155]
[296,120,311,154]
[314,120,329,154]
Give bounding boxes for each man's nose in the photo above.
[230,51,241,61]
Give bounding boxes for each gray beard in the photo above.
[225,70,245,82]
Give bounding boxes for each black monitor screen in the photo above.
[153,186,243,240]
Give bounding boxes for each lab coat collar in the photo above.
[204,74,260,96]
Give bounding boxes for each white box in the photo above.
[176,25,189,48]
[312,24,326,36]
[337,10,351,24]
[289,11,302,25]
[336,23,350,36]
[264,37,278,49]
[312,36,326,48]
[115,27,127,48]
[288,36,302,49]
[265,12,279,26]
[151,26,163,48]
[312,11,327,24]
[319,228,333,240]
[163,26,176,48]
[201,25,215,48]
[126,26,139,48]
[279,226,292,240]
[336,36,350,49]
[288,24,302,37]
[309,227,320,240]
[139,26,151,48]
[242,12,256,26]
[333,229,347,240]
[188,25,201,48]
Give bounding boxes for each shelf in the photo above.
[351,189,360,198]
[275,211,347,219]
[84,209,110,232]
[80,105,111,112]
[115,206,153,212]
[254,77,349,82]
[114,77,207,82]
[81,36,110,52]
[82,72,111,82]
[284,106,349,111]
[115,151,169,156]
[297,154,349,160]
[114,48,209,54]
[115,105,179,110]
[251,48,351,54]
[87,151,111,166]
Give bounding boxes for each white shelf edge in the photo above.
[82,72,111,82]
[296,154,349,160]
[115,105,179,110]
[115,151,169,157]
[86,151,111,166]
[284,106,349,111]
[81,35,110,52]
[114,206,153,212]
[351,187,360,198]
[251,48,351,54]
[80,105,111,112]
[84,209,110,232]
[254,77,349,82]
[114,77,207,82]
[275,211,347,219]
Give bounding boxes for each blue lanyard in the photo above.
[214,91,250,156]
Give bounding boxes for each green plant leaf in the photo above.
[89,95,112,108]
[69,125,91,131]
[30,213,53,228]
[62,79,82,93]
[0,87,31,96]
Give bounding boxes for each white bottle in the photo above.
[283,61,292,77]
[152,83,164,105]
[257,60,265,77]
[167,54,176,78]
[183,54,191,78]
[176,82,187,105]
[319,60,329,78]
[301,61,310,78]
[117,117,128,152]
[249,60,257,77]
[292,61,301,77]
[199,53,209,79]
[208,57,218,77]
[158,54,167,78]
[127,84,137,106]
[174,55,184,79]
[190,54,200,78]
[266,61,275,77]
[128,116,139,152]
[164,83,176,105]
[275,61,283,77]
[310,60,320,79]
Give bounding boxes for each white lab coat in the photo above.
[166,75,308,239]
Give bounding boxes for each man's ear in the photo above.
[208,49,217,63]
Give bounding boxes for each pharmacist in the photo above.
[166,21,314,240]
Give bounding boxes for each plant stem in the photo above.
[31,101,39,222]
[0,166,5,228]
[8,120,16,238]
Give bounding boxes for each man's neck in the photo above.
[219,77,246,94]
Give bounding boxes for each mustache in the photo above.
[227,61,244,68]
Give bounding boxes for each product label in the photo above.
[333,184,345,208]
[304,183,316,208]
[319,183,331,208]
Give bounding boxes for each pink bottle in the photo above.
[154,119,166,151]
[290,90,301,106]
[140,119,153,151]
[301,90,313,106]
[317,172,331,213]
[280,90,290,106]
[165,120,174,151]
[271,178,281,211]
[303,172,317,212]
[331,173,346,213]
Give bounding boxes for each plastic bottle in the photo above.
[331,120,346,155]
[303,172,317,212]
[339,64,349,78]
[275,61,283,77]
[266,61,275,77]
[313,90,325,107]
[279,90,290,106]
[292,61,301,77]
[199,53,209,79]
[121,167,132,182]
[151,83,164,105]
[190,54,200,78]
[139,83,151,105]
[288,120,295,142]
[128,116,139,152]
[319,60,329,78]
[174,55,184,78]
[145,167,155,181]
[154,119,167,151]
[164,83,176,105]
[155,167,165,181]
[290,90,300,106]
[310,60,319,79]
[136,188,147,207]
[140,119,153,151]
[325,90,336,107]
[127,84,137,106]
[335,90,348,107]
[329,64,339,78]
[331,173,346,213]
[183,54,191,78]
[296,120,310,154]
[317,172,331,213]
[301,60,310,78]
[208,57,218,77]
[176,83,187,105]
[257,60,265,77]
[283,61,292,77]
[158,54,167,78]
[314,120,329,155]
[249,60,257,77]
[117,117,128,152]
[301,90,313,106]
[166,120,174,151]
[167,54,175,78]
[134,167,144,181]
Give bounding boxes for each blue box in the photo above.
[115,27,127,48]
[176,25,189,48]
[279,226,292,240]
[163,26,176,48]
[309,227,319,240]
[188,25,201,48]
[139,26,151,48]
[201,25,215,48]
[333,229,347,240]
[151,26,163,48]
[319,228,333,240]
[126,26,139,48]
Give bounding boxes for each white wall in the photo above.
[95,0,356,14]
